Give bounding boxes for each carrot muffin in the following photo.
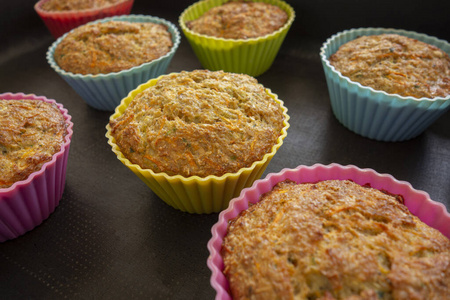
[109,69,286,178]
[329,34,450,99]
[53,20,173,75]
[0,100,67,188]
[185,1,288,39]
[40,0,127,11]
[222,179,450,300]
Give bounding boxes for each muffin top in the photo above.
[0,100,67,188]
[109,70,286,177]
[185,1,288,39]
[222,179,450,300]
[53,20,173,75]
[329,33,450,99]
[41,0,127,11]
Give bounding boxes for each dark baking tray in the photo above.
[1,0,449,299]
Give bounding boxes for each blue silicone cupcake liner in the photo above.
[320,28,450,142]
[47,14,181,111]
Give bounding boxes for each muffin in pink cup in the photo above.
[34,0,134,38]
[0,93,74,242]
[208,163,450,299]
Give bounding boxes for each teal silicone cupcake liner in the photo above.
[47,14,181,111]
[320,28,450,142]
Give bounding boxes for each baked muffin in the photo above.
[109,69,285,178]
[0,93,73,242]
[40,0,128,11]
[320,28,450,142]
[221,179,450,300]
[185,1,288,39]
[179,0,295,76]
[329,33,450,99]
[47,15,180,111]
[53,20,173,75]
[0,99,67,188]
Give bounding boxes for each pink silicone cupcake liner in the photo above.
[0,93,74,242]
[35,0,134,38]
[207,163,450,299]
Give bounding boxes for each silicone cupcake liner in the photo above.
[0,93,74,242]
[35,0,134,39]
[179,0,295,77]
[106,73,290,214]
[320,28,450,142]
[207,163,450,299]
[47,14,181,111]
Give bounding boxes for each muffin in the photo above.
[34,0,134,38]
[47,14,181,111]
[0,93,73,242]
[320,28,450,142]
[106,70,290,213]
[185,1,288,40]
[0,100,67,188]
[53,20,173,75]
[222,179,450,299]
[208,164,450,299]
[40,0,128,11]
[329,34,450,99]
[179,0,295,76]
[109,69,285,177]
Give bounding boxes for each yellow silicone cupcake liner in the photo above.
[179,0,295,77]
[106,73,290,214]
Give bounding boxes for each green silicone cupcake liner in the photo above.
[179,0,295,77]
[106,73,290,214]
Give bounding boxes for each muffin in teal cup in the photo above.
[47,14,181,111]
[320,28,450,142]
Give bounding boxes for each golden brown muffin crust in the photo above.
[41,0,127,11]
[222,180,450,300]
[54,20,173,75]
[0,100,67,188]
[329,34,450,99]
[186,1,288,39]
[109,70,285,178]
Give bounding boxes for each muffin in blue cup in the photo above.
[47,14,181,111]
[320,28,450,142]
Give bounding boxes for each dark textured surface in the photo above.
[1,0,449,299]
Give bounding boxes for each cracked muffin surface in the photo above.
[185,1,288,39]
[329,34,450,99]
[41,0,127,11]
[54,20,173,75]
[0,100,67,188]
[109,70,286,178]
[222,179,450,300]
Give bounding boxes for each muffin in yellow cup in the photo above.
[179,0,295,77]
[105,70,290,214]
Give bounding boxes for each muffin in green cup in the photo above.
[179,0,295,77]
